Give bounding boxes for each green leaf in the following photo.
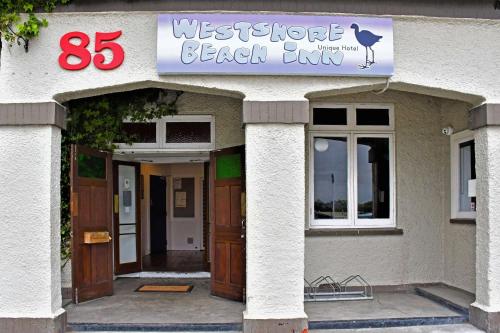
[23,3,33,12]
[1,0,71,50]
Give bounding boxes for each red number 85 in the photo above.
[59,31,124,71]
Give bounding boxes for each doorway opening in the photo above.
[114,160,210,274]
[70,144,246,304]
[114,160,211,274]
[66,89,247,317]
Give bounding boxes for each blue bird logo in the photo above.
[351,23,383,69]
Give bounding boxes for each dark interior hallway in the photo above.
[142,250,207,272]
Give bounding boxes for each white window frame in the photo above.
[450,130,476,219]
[353,133,396,228]
[309,103,396,229]
[116,115,215,151]
[309,132,353,228]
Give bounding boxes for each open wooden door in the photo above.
[71,145,113,303]
[210,145,245,301]
[113,161,142,275]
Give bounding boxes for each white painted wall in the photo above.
[441,100,476,293]
[305,90,475,292]
[0,13,497,104]
[168,164,204,251]
[0,125,64,318]
[473,126,500,311]
[245,124,306,320]
[140,163,204,255]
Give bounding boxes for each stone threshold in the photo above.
[67,322,242,331]
[308,316,467,330]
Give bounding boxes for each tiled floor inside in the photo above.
[142,250,206,272]
[65,278,467,325]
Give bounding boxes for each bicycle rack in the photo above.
[304,274,373,302]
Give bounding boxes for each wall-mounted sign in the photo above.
[175,191,187,208]
[157,14,393,76]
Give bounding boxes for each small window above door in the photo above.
[116,115,215,151]
[166,122,211,144]
[121,122,157,144]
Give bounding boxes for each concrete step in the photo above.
[415,285,474,316]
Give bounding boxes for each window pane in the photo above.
[314,137,348,220]
[77,153,106,179]
[357,137,390,219]
[313,108,348,126]
[216,154,241,180]
[166,122,211,143]
[356,108,390,126]
[121,122,156,143]
[459,140,476,212]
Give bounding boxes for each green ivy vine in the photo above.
[0,0,70,53]
[60,89,181,264]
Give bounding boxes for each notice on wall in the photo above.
[157,13,393,76]
[175,191,187,208]
[174,177,182,190]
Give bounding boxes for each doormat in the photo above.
[135,284,193,293]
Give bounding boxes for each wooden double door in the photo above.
[71,145,246,303]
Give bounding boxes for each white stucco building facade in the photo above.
[1,1,500,332]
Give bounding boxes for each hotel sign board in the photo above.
[157,14,393,76]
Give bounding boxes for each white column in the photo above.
[0,125,65,332]
[244,123,307,332]
[471,125,500,332]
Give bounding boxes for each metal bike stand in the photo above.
[304,274,373,302]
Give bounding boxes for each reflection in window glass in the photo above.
[166,122,211,143]
[357,137,390,219]
[314,137,348,220]
[459,140,476,212]
[77,153,106,179]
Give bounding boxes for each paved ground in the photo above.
[65,278,245,324]
[70,324,484,332]
[66,278,460,325]
[312,324,484,332]
[305,291,457,321]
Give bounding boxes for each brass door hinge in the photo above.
[114,194,119,214]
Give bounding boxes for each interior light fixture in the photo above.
[314,138,329,152]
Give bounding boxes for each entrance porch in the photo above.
[3,83,500,333]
